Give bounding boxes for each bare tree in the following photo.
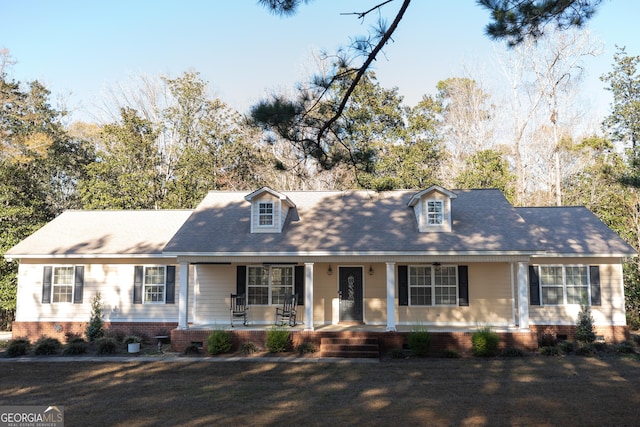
[529,28,602,205]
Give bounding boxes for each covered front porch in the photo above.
[174,257,535,335]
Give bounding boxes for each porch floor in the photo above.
[184,323,524,333]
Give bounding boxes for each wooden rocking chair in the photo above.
[230,293,248,327]
[275,293,298,327]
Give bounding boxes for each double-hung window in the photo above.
[539,265,588,305]
[258,202,274,226]
[52,266,74,303]
[409,265,458,306]
[144,266,166,303]
[247,265,294,305]
[427,200,444,225]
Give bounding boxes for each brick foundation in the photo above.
[11,321,630,353]
[531,324,629,344]
[11,321,178,343]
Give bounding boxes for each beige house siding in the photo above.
[15,259,189,324]
[192,264,236,324]
[529,257,626,326]
[364,263,387,324]
[397,263,514,327]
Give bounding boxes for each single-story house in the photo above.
[4,186,635,353]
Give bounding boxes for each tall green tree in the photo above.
[80,107,163,209]
[601,46,640,152]
[81,72,274,209]
[1,61,94,329]
[454,149,516,202]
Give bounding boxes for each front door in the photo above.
[339,267,363,323]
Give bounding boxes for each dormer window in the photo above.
[245,187,296,233]
[408,185,457,233]
[427,200,444,225]
[259,202,274,226]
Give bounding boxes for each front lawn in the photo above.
[0,356,638,426]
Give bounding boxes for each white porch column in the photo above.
[304,262,314,331]
[178,262,189,330]
[386,262,397,332]
[517,261,529,330]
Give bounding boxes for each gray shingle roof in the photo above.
[163,189,634,256]
[5,210,193,257]
[7,189,634,258]
[516,206,635,255]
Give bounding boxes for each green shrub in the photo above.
[502,347,525,357]
[6,339,30,358]
[441,349,460,358]
[472,327,500,357]
[295,341,316,355]
[86,293,105,342]
[539,346,561,356]
[240,342,260,355]
[408,327,431,357]
[207,330,232,355]
[65,333,84,344]
[96,337,117,355]
[614,341,636,354]
[34,337,62,355]
[265,327,290,353]
[63,341,88,356]
[574,343,597,356]
[558,340,575,354]
[575,306,596,344]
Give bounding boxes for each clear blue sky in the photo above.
[1,0,638,122]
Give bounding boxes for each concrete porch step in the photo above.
[320,337,379,358]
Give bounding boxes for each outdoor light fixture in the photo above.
[327,265,333,275]
[368,265,374,275]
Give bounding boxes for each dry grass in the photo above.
[0,355,639,426]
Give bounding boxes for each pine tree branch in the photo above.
[316,0,411,147]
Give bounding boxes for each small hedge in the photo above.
[6,339,30,358]
[34,337,62,355]
[408,327,431,357]
[63,341,88,356]
[207,330,232,355]
[96,337,118,355]
[265,327,290,353]
[472,327,500,357]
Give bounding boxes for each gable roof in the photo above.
[6,189,634,260]
[162,189,550,256]
[407,185,458,207]
[5,210,193,258]
[244,187,296,208]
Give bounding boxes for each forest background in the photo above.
[1,0,639,331]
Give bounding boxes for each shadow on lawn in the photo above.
[0,355,639,426]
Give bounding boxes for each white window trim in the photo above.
[143,266,167,304]
[246,265,294,306]
[408,265,459,306]
[258,202,274,227]
[52,265,75,304]
[426,200,444,226]
[537,265,590,306]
